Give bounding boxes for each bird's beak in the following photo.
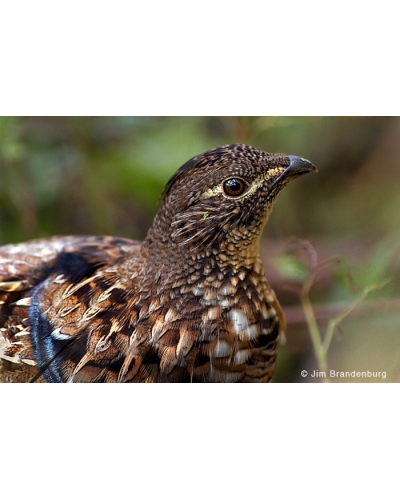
[272,156,317,187]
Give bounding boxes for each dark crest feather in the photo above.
[162,144,246,198]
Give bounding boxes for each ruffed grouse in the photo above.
[0,144,316,382]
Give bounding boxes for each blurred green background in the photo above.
[1,116,399,382]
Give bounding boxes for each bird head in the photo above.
[146,144,317,258]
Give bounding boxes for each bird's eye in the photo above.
[223,178,247,197]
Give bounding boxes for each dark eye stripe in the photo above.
[223,178,247,197]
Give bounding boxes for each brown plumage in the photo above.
[0,144,316,382]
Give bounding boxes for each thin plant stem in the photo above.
[322,280,390,354]
[297,239,389,383]
[300,291,329,379]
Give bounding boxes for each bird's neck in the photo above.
[141,225,264,282]
[141,198,267,282]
